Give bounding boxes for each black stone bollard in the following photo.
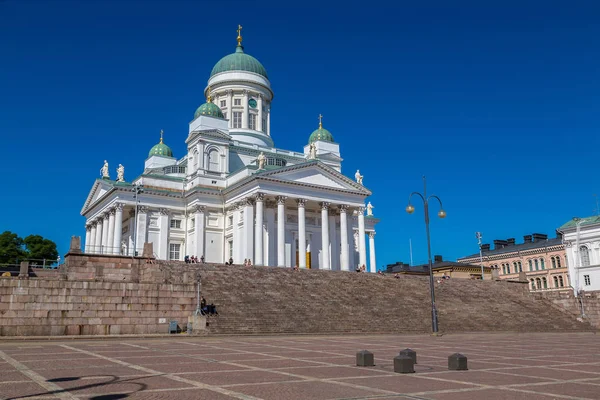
[448,353,468,370]
[356,350,374,367]
[394,355,415,373]
[399,348,417,364]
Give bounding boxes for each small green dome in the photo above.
[309,128,334,143]
[210,45,268,79]
[148,131,173,158]
[194,101,224,119]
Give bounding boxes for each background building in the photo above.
[386,255,492,279]
[458,233,570,291]
[558,216,600,293]
[80,28,379,271]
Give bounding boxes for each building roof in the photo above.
[210,45,268,79]
[459,237,563,260]
[559,216,600,230]
[385,260,490,275]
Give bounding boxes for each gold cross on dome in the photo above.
[237,25,243,45]
[318,114,323,128]
[160,129,164,143]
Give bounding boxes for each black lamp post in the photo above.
[406,176,446,334]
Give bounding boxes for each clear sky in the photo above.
[1,0,599,268]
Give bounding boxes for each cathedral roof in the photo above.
[210,27,268,79]
[148,131,173,158]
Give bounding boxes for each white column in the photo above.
[113,203,123,255]
[90,222,97,253]
[265,203,276,266]
[297,199,307,269]
[242,199,254,262]
[101,213,110,253]
[254,194,264,265]
[329,212,337,270]
[158,208,169,260]
[95,218,103,252]
[339,205,349,271]
[257,94,263,132]
[277,196,287,267]
[232,205,241,264]
[85,225,91,253]
[242,90,249,129]
[369,232,377,273]
[135,206,148,256]
[358,206,367,268]
[107,209,115,255]
[267,108,271,136]
[321,202,331,270]
[194,205,205,258]
[227,90,233,129]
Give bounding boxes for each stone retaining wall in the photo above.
[533,290,600,328]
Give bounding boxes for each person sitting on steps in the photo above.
[228,257,234,265]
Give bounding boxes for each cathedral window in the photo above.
[233,112,242,128]
[518,261,522,272]
[540,258,545,270]
[559,276,564,287]
[208,149,220,172]
[551,257,556,268]
[170,219,182,229]
[584,275,591,286]
[169,243,181,260]
[542,277,548,289]
[580,246,591,266]
[262,118,267,132]
[220,100,226,107]
[234,98,241,106]
[528,260,533,271]
[249,113,256,130]
[534,259,539,270]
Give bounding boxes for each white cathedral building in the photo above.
[81,28,379,272]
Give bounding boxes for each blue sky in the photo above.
[1,0,599,267]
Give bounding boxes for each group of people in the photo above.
[200,296,218,316]
[184,255,204,264]
[223,258,254,267]
[355,264,367,273]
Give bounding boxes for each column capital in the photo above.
[102,211,111,219]
[86,224,92,231]
[108,208,116,216]
[339,204,349,213]
[158,208,169,216]
[296,198,307,207]
[193,204,206,213]
[276,196,287,205]
[255,192,265,202]
[320,202,331,210]
[138,206,148,214]
[357,206,366,214]
[114,202,124,211]
[369,231,376,239]
[242,89,249,96]
[128,209,135,218]
[241,198,254,207]
[227,89,233,96]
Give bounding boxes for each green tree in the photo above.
[23,235,59,264]
[0,231,26,264]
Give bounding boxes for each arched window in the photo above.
[518,261,522,272]
[551,257,556,268]
[558,276,564,287]
[534,259,539,270]
[556,256,562,268]
[531,279,536,290]
[542,277,547,289]
[528,260,533,271]
[536,278,542,289]
[579,246,590,267]
[502,265,506,275]
[540,258,545,270]
[553,276,559,288]
[208,149,220,172]
[506,264,510,274]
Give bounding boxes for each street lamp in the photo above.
[476,231,484,280]
[406,176,446,334]
[132,185,144,257]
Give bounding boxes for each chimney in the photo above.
[493,239,507,250]
[532,233,548,243]
[506,238,516,246]
[481,243,491,251]
[434,255,443,263]
[556,229,563,241]
[523,235,532,243]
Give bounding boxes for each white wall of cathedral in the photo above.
[189,115,229,134]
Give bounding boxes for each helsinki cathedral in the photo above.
[81,27,379,272]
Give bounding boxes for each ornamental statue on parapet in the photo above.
[100,160,109,179]
[257,152,266,169]
[355,169,363,184]
[116,164,125,182]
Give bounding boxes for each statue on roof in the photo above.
[100,160,109,179]
[116,164,125,182]
[355,169,363,184]
[257,152,266,169]
[308,143,317,160]
[367,201,374,216]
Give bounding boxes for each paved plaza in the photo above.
[0,332,599,400]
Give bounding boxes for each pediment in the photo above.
[259,161,370,194]
[80,179,114,215]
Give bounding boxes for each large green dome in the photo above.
[148,131,173,158]
[194,101,224,119]
[210,45,268,79]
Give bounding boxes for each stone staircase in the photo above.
[159,263,591,335]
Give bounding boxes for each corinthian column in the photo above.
[113,203,123,255]
[339,205,349,271]
[107,209,115,255]
[369,232,377,273]
[297,199,307,269]
[194,205,205,259]
[89,222,97,253]
[358,206,367,268]
[95,218,103,252]
[321,202,330,270]
[101,213,110,254]
[277,196,287,267]
[254,193,264,265]
[85,225,91,253]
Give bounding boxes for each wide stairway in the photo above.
[171,263,591,335]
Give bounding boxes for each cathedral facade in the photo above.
[81,28,379,272]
